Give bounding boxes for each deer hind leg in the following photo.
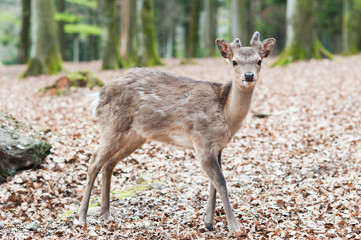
[204,150,222,231]
[101,133,145,222]
[78,138,119,225]
[196,148,240,233]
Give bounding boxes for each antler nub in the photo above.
[250,31,261,48]
[232,38,242,49]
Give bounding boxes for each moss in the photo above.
[61,197,99,218]
[180,58,197,65]
[45,47,64,75]
[67,71,104,88]
[139,0,163,67]
[111,181,154,200]
[21,58,44,78]
[272,40,334,67]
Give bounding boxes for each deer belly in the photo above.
[149,134,193,149]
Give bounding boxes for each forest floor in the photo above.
[0,55,361,239]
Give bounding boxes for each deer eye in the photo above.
[257,59,262,66]
[232,60,238,66]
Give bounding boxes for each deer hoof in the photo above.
[205,222,213,231]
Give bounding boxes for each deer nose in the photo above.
[244,72,254,82]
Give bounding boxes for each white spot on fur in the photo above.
[89,92,100,115]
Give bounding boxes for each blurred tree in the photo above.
[120,0,137,66]
[57,0,66,59]
[19,0,31,64]
[186,0,201,58]
[273,0,333,66]
[54,0,101,62]
[316,0,342,53]
[139,0,163,66]
[101,0,124,69]
[231,0,248,44]
[155,0,178,58]
[22,0,63,77]
[205,0,217,57]
[342,0,360,54]
[257,0,286,53]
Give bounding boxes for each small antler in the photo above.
[250,31,261,48]
[231,38,242,50]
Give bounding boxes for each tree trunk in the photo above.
[273,0,333,66]
[22,0,63,77]
[120,0,137,66]
[342,0,358,54]
[19,0,31,64]
[249,0,262,34]
[139,0,163,66]
[57,0,66,60]
[205,0,217,57]
[73,35,80,62]
[101,0,124,69]
[231,0,248,44]
[186,0,201,58]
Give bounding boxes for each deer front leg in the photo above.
[204,150,222,231]
[199,151,240,233]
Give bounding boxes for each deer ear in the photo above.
[216,39,233,59]
[260,38,276,58]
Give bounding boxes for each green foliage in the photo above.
[0,11,21,64]
[54,12,82,23]
[66,0,97,9]
[64,24,101,36]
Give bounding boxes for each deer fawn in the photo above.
[78,32,275,233]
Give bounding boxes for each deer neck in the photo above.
[223,84,254,136]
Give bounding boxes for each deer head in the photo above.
[216,32,276,90]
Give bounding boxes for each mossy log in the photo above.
[0,110,51,183]
[38,71,104,96]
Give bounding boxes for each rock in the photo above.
[25,221,40,231]
[32,124,51,134]
[151,181,162,190]
[0,110,51,183]
[88,206,101,216]
[88,230,99,238]
[136,173,153,184]
[10,220,21,226]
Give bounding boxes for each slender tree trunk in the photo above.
[22,0,63,77]
[342,0,358,54]
[205,0,217,57]
[165,1,176,59]
[249,0,262,34]
[273,0,333,66]
[57,0,66,60]
[19,0,31,64]
[231,0,248,44]
[101,0,124,69]
[120,0,137,66]
[73,35,80,62]
[285,0,295,48]
[187,0,201,58]
[139,0,163,66]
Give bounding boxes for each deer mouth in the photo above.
[243,79,255,83]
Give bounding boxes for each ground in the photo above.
[0,55,360,239]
